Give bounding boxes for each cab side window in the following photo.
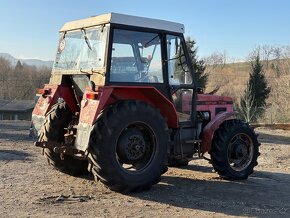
[110,29,163,83]
[166,35,192,85]
[167,35,193,122]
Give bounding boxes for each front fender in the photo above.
[200,111,239,154]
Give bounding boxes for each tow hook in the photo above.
[34,141,86,159]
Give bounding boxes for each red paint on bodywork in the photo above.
[79,87,113,124]
[32,84,79,116]
[196,94,234,120]
[79,86,179,128]
[197,94,233,103]
[200,111,238,154]
[182,93,234,119]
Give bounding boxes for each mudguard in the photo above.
[75,86,178,151]
[200,111,239,154]
[31,84,78,137]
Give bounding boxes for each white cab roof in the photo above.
[60,13,185,33]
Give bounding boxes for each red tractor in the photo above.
[31,13,259,193]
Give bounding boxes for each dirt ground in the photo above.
[0,121,290,218]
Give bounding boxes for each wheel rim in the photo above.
[227,133,254,171]
[116,122,157,174]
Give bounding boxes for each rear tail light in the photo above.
[37,88,50,97]
[86,93,98,100]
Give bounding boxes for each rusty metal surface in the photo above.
[32,84,79,118]
[34,141,85,157]
[74,122,93,151]
[79,86,111,125]
[35,141,63,149]
[30,115,45,137]
[53,146,85,156]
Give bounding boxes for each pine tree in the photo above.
[14,60,23,72]
[174,37,208,89]
[249,55,271,119]
[238,55,270,122]
[186,37,208,89]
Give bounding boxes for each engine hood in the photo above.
[196,94,233,105]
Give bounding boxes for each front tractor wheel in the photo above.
[210,120,260,180]
[88,101,169,193]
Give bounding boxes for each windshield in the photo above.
[53,26,108,71]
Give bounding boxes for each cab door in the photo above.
[166,35,195,124]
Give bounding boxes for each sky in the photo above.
[0,0,290,61]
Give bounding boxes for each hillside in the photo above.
[206,59,290,123]
[0,51,289,122]
[0,57,51,100]
[0,53,53,68]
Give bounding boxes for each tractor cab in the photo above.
[49,13,197,124]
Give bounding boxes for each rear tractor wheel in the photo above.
[88,101,169,193]
[38,102,88,175]
[210,119,260,180]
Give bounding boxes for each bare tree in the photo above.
[0,58,51,100]
[261,45,274,68]
[237,83,258,122]
[0,58,13,99]
[204,51,227,70]
[203,51,228,93]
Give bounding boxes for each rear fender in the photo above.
[32,84,78,116]
[79,86,178,128]
[200,111,238,154]
[31,84,78,136]
[75,86,178,151]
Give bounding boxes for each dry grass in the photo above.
[205,60,290,123]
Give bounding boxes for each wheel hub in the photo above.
[228,135,254,172]
[231,139,248,159]
[117,129,147,164]
[126,135,146,160]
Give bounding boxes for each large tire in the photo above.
[88,101,169,193]
[39,102,88,175]
[210,119,260,180]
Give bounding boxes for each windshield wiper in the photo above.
[80,68,92,75]
[91,69,105,77]
[144,34,159,48]
[80,68,105,77]
[81,29,92,50]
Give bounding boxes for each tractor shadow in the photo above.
[0,149,31,161]
[133,169,290,217]
[0,121,32,141]
[0,132,32,141]
[0,121,31,131]
[257,132,290,146]
[182,164,213,173]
